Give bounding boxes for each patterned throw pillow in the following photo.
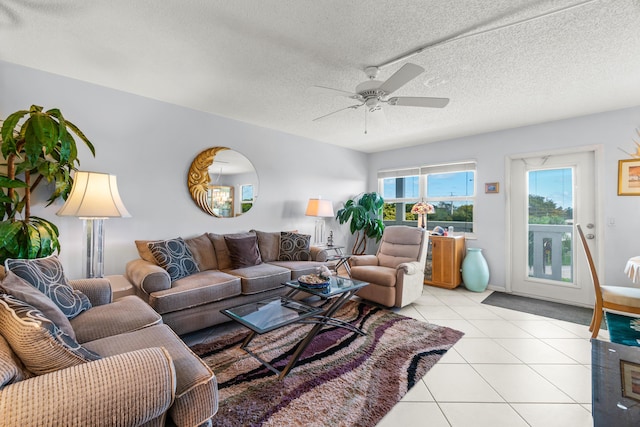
[224,234,262,269]
[148,237,200,281]
[5,255,91,320]
[0,271,77,340]
[0,294,100,375]
[279,232,311,261]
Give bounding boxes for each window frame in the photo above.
[378,161,477,234]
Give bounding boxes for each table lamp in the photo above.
[57,171,131,278]
[305,198,334,245]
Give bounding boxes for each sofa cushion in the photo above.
[135,240,160,264]
[148,237,200,281]
[0,271,77,340]
[184,233,218,271]
[70,295,163,344]
[0,294,100,375]
[268,260,328,280]
[84,324,218,426]
[278,232,311,261]
[209,231,256,271]
[0,334,29,388]
[224,234,262,269]
[228,263,291,294]
[5,255,91,319]
[252,230,281,262]
[148,270,242,315]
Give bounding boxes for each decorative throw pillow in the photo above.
[0,294,100,375]
[252,230,281,262]
[5,255,91,320]
[148,237,200,281]
[224,235,262,269]
[135,240,160,264]
[0,334,30,387]
[184,233,218,271]
[0,271,77,340]
[279,232,311,261]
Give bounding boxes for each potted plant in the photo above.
[0,105,95,264]
[335,192,385,254]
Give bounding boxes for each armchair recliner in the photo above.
[350,225,429,308]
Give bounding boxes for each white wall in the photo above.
[0,61,368,278]
[4,59,640,288]
[369,106,640,290]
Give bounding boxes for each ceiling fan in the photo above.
[312,63,449,127]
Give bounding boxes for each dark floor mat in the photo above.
[481,292,605,329]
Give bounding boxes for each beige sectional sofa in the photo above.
[126,230,330,335]
[0,257,218,427]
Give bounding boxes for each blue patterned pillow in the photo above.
[148,237,200,281]
[5,255,91,319]
[0,294,100,375]
[279,232,311,261]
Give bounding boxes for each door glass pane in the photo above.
[527,168,574,283]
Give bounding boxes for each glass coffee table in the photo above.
[222,276,368,379]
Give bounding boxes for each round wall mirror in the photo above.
[187,147,258,217]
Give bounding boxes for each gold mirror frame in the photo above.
[188,147,257,217]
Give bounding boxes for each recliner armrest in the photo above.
[350,255,379,266]
[0,347,176,427]
[396,261,422,275]
[126,259,171,295]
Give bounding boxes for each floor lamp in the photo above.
[305,198,334,245]
[57,171,131,278]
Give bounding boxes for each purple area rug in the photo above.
[191,300,464,427]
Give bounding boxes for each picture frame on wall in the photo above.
[485,182,499,194]
[618,159,640,195]
[620,360,640,402]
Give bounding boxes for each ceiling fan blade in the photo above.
[387,96,450,108]
[309,85,362,100]
[378,63,425,95]
[312,103,363,121]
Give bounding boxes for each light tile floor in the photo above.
[182,285,600,427]
[377,285,598,427]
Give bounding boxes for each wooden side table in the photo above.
[424,235,465,289]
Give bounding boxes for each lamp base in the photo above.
[314,219,325,245]
[83,218,105,278]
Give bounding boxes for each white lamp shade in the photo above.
[305,198,334,217]
[57,171,131,218]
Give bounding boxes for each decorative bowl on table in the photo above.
[297,274,331,290]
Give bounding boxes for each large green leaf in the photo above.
[30,112,59,150]
[0,110,28,157]
[0,176,27,189]
[0,218,60,264]
[65,119,95,157]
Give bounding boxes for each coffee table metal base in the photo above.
[235,285,366,379]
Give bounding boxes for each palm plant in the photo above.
[335,192,385,254]
[0,105,95,263]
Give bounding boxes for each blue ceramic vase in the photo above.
[462,248,489,292]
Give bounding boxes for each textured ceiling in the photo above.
[2,0,640,153]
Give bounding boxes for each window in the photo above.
[378,162,476,232]
[240,184,254,213]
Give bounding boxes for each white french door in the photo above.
[509,149,598,307]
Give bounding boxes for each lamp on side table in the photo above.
[305,198,334,245]
[57,171,131,278]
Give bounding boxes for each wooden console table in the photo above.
[424,235,465,289]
